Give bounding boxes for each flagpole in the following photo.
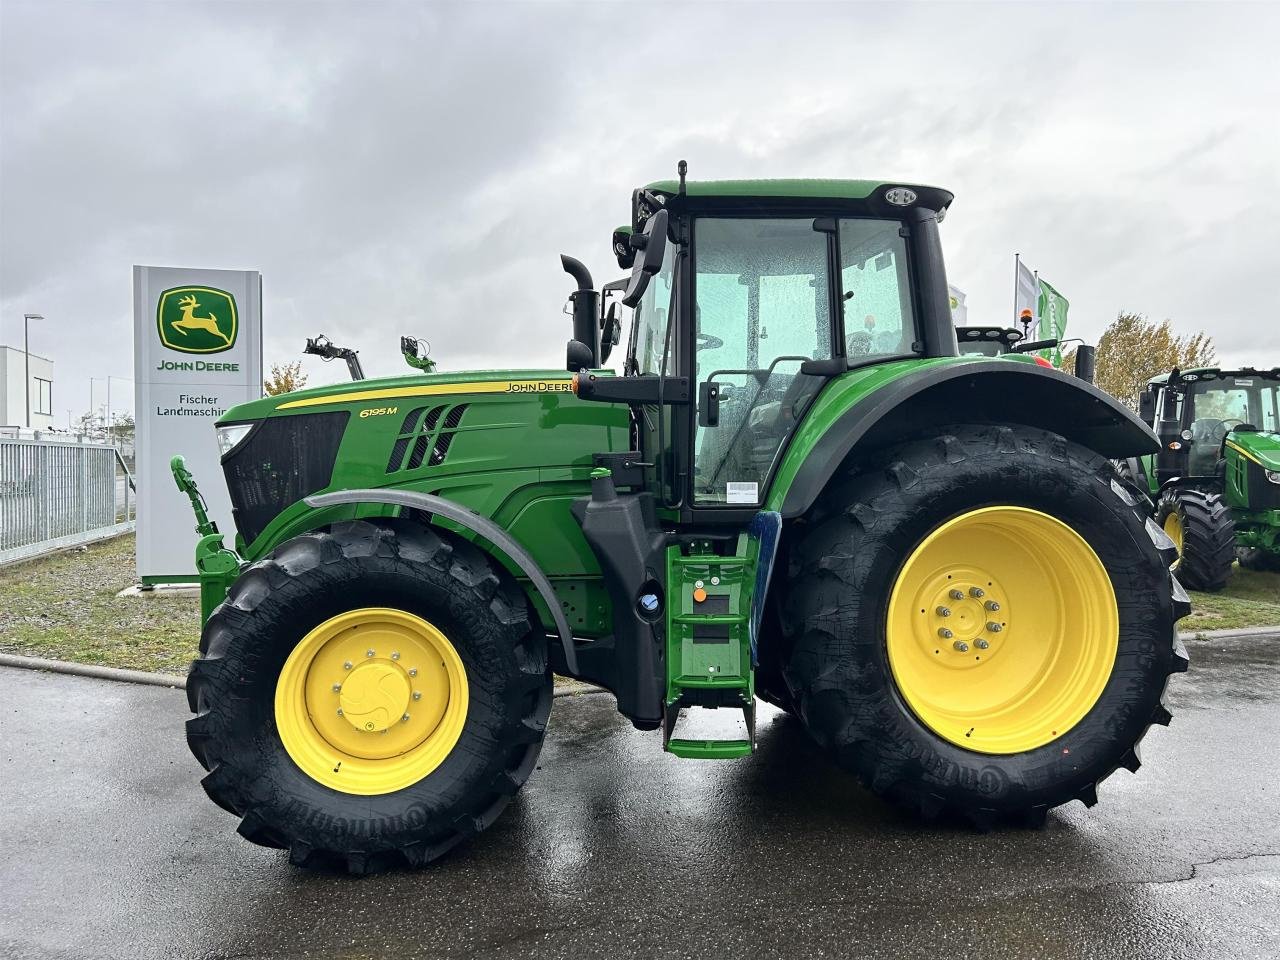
[1033,269,1039,338]
[1013,253,1020,325]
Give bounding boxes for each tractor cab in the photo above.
[573,174,959,518]
[1140,368,1280,482]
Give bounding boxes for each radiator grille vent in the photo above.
[385,403,469,473]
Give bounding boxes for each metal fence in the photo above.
[0,437,136,566]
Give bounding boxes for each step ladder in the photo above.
[662,514,780,759]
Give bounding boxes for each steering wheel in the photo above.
[1206,418,1245,443]
[696,332,724,350]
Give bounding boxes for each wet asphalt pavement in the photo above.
[1,633,1278,960]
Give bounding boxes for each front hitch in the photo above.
[171,455,242,623]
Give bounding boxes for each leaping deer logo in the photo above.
[173,294,232,346]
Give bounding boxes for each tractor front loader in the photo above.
[176,172,1190,873]
[1122,366,1280,588]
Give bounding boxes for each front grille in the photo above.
[386,403,468,474]
[1247,461,1280,509]
[222,411,349,546]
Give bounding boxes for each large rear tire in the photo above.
[186,519,552,873]
[780,425,1190,826]
[1156,488,1235,591]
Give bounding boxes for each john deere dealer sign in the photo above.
[134,266,262,582]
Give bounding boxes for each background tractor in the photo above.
[176,169,1189,873]
[1121,366,1280,589]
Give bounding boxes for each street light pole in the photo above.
[23,314,43,429]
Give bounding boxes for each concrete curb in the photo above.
[0,653,606,697]
[0,654,186,688]
[1180,626,1280,641]
[3,627,1277,693]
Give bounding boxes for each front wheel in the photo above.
[185,520,552,873]
[781,425,1190,826]
[1156,488,1236,591]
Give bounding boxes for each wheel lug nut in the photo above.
[412,691,422,701]
[332,683,342,693]
[969,587,985,598]
[949,589,965,601]
[987,622,1003,633]
[401,714,411,723]
[391,652,400,661]
[953,640,970,652]
[336,708,344,716]
[985,600,1001,611]
[938,628,954,639]
[366,649,375,658]
[936,606,952,617]
[975,639,990,650]
[408,668,418,677]
[343,661,352,670]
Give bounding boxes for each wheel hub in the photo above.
[917,567,1008,667]
[337,662,412,733]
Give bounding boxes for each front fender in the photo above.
[769,358,1157,519]
[304,489,578,674]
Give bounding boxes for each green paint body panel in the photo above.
[214,370,630,637]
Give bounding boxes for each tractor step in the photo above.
[660,522,779,759]
[666,738,754,760]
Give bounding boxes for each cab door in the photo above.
[691,218,835,506]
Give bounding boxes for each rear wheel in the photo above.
[781,425,1190,825]
[1156,488,1235,591]
[186,520,552,873]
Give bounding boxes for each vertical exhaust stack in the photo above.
[1074,344,1097,384]
[562,255,600,370]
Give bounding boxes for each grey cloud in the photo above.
[2,0,1278,420]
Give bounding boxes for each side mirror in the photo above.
[600,302,621,363]
[622,209,669,308]
[613,228,635,269]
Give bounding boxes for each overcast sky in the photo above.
[2,0,1278,424]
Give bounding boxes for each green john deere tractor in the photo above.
[175,171,1190,873]
[1121,366,1280,589]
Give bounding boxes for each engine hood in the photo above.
[218,369,582,424]
[1227,429,1280,471]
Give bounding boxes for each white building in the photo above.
[0,345,56,431]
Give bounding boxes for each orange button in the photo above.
[693,588,707,603]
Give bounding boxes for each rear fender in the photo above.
[771,359,1158,519]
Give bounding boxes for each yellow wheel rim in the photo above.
[1163,510,1184,561]
[886,506,1119,754]
[275,607,468,795]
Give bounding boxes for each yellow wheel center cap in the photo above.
[275,608,470,795]
[338,662,411,733]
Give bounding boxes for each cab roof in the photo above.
[645,178,953,210]
[1149,367,1280,386]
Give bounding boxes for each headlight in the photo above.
[216,423,254,457]
[1266,469,1280,484]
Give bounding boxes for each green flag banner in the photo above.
[1036,279,1069,366]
